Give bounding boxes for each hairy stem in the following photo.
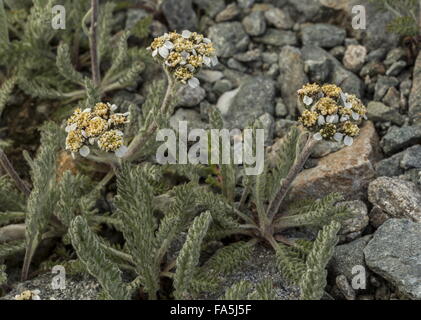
[266,135,317,223]
[123,67,175,161]
[89,0,100,88]
[0,148,31,197]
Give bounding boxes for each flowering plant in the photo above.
[65,102,130,158]
[298,84,368,146]
[148,30,218,88]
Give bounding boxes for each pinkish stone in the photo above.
[289,121,381,201]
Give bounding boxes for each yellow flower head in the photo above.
[174,67,193,82]
[109,113,129,126]
[315,97,339,115]
[97,130,124,152]
[93,102,111,119]
[320,123,337,139]
[85,116,108,137]
[342,121,360,137]
[299,110,318,128]
[321,84,342,98]
[298,83,321,98]
[66,130,85,152]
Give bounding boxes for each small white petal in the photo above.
[116,130,124,136]
[334,132,344,142]
[203,38,212,43]
[313,132,323,141]
[188,77,200,89]
[163,40,174,50]
[318,115,325,126]
[110,104,118,112]
[326,115,334,123]
[32,295,41,300]
[352,112,360,120]
[123,112,130,117]
[186,64,195,72]
[182,30,192,38]
[83,108,91,113]
[89,138,96,145]
[79,146,90,157]
[340,92,348,105]
[152,49,158,57]
[331,114,339,123]
[303,95,313,106]
[158,46,169,58]
[71,152,76,159]
[211,56,219,67]
[115,145,128,158]
[181,51,190,59]
[340,115,349,122]
[203,56,211,67]
[81,130,87,138]
[192,48,197,56]
[345,102,353,109]
[344,136,354,146]
[363,115,368,120]
[65,123,77,132]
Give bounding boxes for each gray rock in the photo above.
[374,76,399,101]
[409,52,421,123]
[217,77,276,129]
[193,0,225,18]
[364,219,421,300]
[367,101,404,126]
[275,98,288,118]
[278,46,308,117]
[384,48,406,67]
[162,0,198,31]
[361,10,400,51]
[369,206,390,229]
[234,49,262,62]
[304,55,333,83]
[242,11,266,36]
[262,52,279,64]
[264,8,294,30]
[338,200,369,241]
[380,125,421,154]
[386,60,407,77]
[287,0,334,22]
[401,144,421,170]
[342,45,367,73]
[366,48,388,62]
[254,29,297,46]
[301,45,364,97]
[336,275,356,300]
[237,0,255,9]
[170,108,208,132]
[329,235,372,282]
[215,3,241,22]
[227,58,247,72]
[208,22,250,58]
[368,177,421,222]
[301,24,346,49]
[213,79,234,95]
[196,70,224,83]
[176,85,206,108]
[382,87,401,108]
[375,152,404,177]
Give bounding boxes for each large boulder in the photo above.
[208,22,250,58]
[364,219,421,300]
[289,121,381,201]
[368,177,421,222]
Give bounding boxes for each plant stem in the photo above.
[266,135,317,223]
[0,148,31,197]
[123,67,175,161]
[89,0,100,88]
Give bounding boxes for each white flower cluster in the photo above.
[298,83,368,146]
[148,30,218,89]
[65,102,130,158]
